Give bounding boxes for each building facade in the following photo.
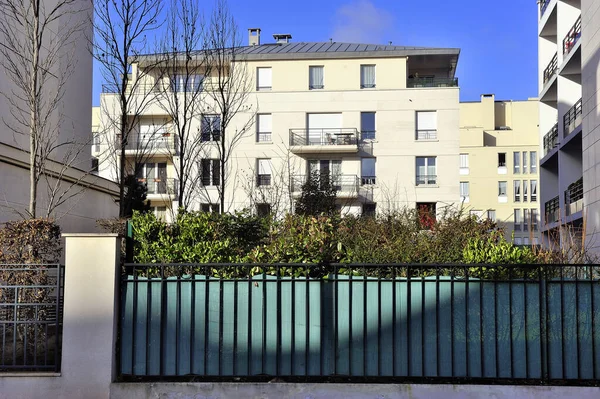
[460,95,541,244]
[538,0,600,255]
[95,31,461,220]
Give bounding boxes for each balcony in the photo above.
[416,129,437,141]
[140,178,179,200]
[289,128,359,154]
[565,177,583,217]
[543,123,558,156]
[117,133,177,155]
[416,174,437,186]
[563,98,582,137]
[291,174,361,198]
[361,176,376,185]
[407,77,458,88]
[544,195,559,225]
[540,0,551,17]
[543,53,558,86]
[563,16,582,56]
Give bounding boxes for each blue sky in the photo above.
[92,0,539,104]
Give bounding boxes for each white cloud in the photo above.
[331,0,394,44]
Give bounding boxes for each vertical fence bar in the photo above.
[575,266,581,380]
[544,266,550,381]
[305,268,310,376]
[494,267,499,378]
[146,274,151,376]
[509,267,514,379]
[219,271,224,377]
[55,265,62,372]
[276,266,281,377]
[232,270,237,376]
[435,266,440,377]
[290,270,295,375]
[479,265,484,378]
[132,269,138,375]
[176,272,181,376]
[392,265,397,377]
[348,272,353,376]
[524,268,529,379]
[592,266,597,379]
[203,265,209,376]
[334,265,338,376]
[421,271,425,377]
[450,267,455,377]
[13,287,17,367]
[247,266,252,376]
[190,271,196,376]
[378,267,382,377]
[560,266,566,379]
[262,269,267,375]
[363,266,367,376]
[465,265,470,378]
[407,268,412,377]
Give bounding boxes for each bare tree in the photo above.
[205,0,256,213]
[0,0,90,218]
[93,0,164,217]
[154,0,210,211]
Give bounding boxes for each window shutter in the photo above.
[417,111,437,131]
[258,68,272,88]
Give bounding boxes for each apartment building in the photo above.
[460,95,541,244]
[96,30,461,220]
[538,0,600,254]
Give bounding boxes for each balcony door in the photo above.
[307,113,342,145]
[309,159,342,189]
[138,162,167,194]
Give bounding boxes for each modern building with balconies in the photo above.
[538,0,600,255]
[95,30,461,219]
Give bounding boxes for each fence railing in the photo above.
[257,174,271,187]
[545,195,560,224]
[0,264,64,372]
[291,174,360,194]
[540,0,552,17]
[543,54,558,86]
[564,98,583,137]
[543,123,559,156]
[257,132,272,143]
[407,77,459,88]
[116,133,177,152]
[416,174,437,186]
[563,16,582,55]
[119,263,600,383]
[289,129,359,147]
[565,177,584,217]
[360,130,376,141]
[416,130,437,140]
[139,178,178,197]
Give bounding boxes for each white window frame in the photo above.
[530,151,538,174]
[360,64,376,89]
[523,180,528,202]
[498,153,507,174]
[257,67,272,91]
[416,111,438,140]
[523,151,528,174]
[514,180,521,202]
[513,152,520,174]
[498,181,508,202]
[514,208,522,231]
[257,158,272,186]
[200,159,220,187]
[309,65,324,90]
[487,210,496,221]
[416,157,437,186]
[531,180,538,202]
[460,153,469,175]
[257,114,272,142]
[460,181,470,203]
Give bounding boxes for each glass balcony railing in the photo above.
[289,128,359,147]
[291,174,359,195]
[117,133,177,152]
[140,178,179,198]
[565,177,584,217]
[407,77,458,88]
[544,195,559,224]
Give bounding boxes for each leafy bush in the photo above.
[294,171,337,216]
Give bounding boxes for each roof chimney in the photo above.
[248,28,261,46]
[273,33,292,44]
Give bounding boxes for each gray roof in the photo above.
[238,42,460,61]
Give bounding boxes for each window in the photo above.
[256,203,271,217]
[361,158,376,185]
[361,112,376,140]
[416,111,437,140]
[460,182,470,202]
[172,74,203,92]
[532,209,539,231]
[523,237,530,246]
[417,202,436,229]
[93,134,100,152]
[460,153,469,174]
[514,180,521,202]
[257,114,272,142]
[360,65,376,88]
[523,151,528,174]
[487,209,496,221]
[531,180,537,202]
[257,158,272,186]
[524,209,530,232]
[201,203,220,213]
[309,66,324,90]
[514,209,522,231]
[91,158,99,173]
[200,159,220,186]
[523,180,528,202]
[498,153,507,167]
[136,162,168,194]
[416,157,437,185]
[201,115,221,142]
[515,237,523,245]
[513,152,520,174]
[257,67,272,91]
[530,151,538,174]
[498,181,507,197]
[362,203,376,217]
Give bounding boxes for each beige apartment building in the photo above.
[538,0,600,255]
[460,95,540,244]
[95,30,461,220]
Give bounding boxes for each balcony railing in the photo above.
[257,132,272,142]
[361,176,376,185]
[416,174,437,186]
[361,130,376,141]
[117,133,177,152]
[139,178,178,197]
[289,128,359,147]
[543,123,558,156]
[291,174,359,194]
[563,16,582,55]
[416,129,437,140]
[102,81,222,94]
[565,177,584,216]
[545,195,559,224]
[407,77,459,88]
[256,174,271,187]
[540,0,551,16]
[564,98,583,137]
[543,53,558,85]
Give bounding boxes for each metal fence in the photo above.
[0,264,64,372]
[119,263,600,384]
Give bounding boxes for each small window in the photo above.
[523,151,528,174]
[498,181,507,197]
[416,111,437,140]
[531,180,538,202]
[201,115,221,142]
[498,153,506,168]
[416,157,437,186]
[257,158,272,186]
[460,182,470,202]
[460,154,469,168]
[201,203,220,213]
[514,180,521,202]
[361,112,376,140]
[487,210,496,221]
[523,180,528,202]
[360,65,376,89]
[172,74,204,92]
[91,158,99,173]
[93,133,101,152]
[524,209,530,232]
[257,67,272,91]
[200,159,220,186]
[257,114,272,142]
[514,209,522,231]
[361,158,376,185]
[515,237,523,245]
[532,209,539,231]
[309,66,324,90]
[530,151,538,173]
[362,203,376,217]
[256,203,271,217]
[513,152,520,174]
